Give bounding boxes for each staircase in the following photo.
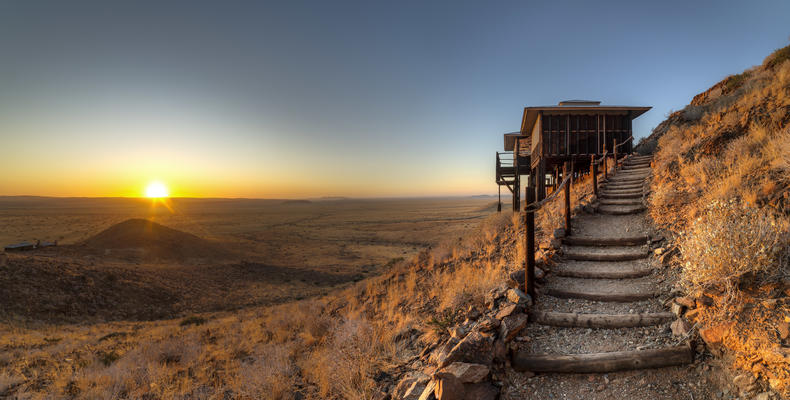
[511,154,693,375]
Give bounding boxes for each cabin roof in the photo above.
[519,104,651,134]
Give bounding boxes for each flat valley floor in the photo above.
[0,196,495,323]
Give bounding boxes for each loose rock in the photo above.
[671,319,692,337]
[437,362,490,383]
[438,331,494,368]
[506,288,532,307]
[499,313,528,342]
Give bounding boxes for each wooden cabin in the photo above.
[496,100,651,211]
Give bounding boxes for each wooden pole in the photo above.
[525,187,535,300]
[613,139,618,170]
[603,143,608,180]
[564,162,571,235]
[591,154,598,198]
[497,186,502,212]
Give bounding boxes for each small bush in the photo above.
[764,43,790,70]
[724,72,750,92]
[678,200,789,297]
[426,311,456,335]
[98,351,120,366]
[179,316,207,327]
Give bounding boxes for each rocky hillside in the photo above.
[638,43,790,397]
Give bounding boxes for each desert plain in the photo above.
[0,196,495,324]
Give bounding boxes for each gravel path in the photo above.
[503,155,716,399]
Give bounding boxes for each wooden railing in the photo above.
[523,162,572,299]
[523,141,634,303]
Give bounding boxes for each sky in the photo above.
[0,0,788,198]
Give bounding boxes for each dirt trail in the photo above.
[502,155,719,399]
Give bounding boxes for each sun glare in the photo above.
[145,181,169,198]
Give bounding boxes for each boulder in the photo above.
[732,373,756,390]
[438,331,494,368]
[433,374,464,400]
[495,304,518,320]
[417,379,438,400]
[671,319,692,337]
[778,321,790,340]
[448,326,468,340]
[462,382,499,400]
[499,313,528,342]
[476,317,500,333]
[699,322,734,346]
[429,338,460,365]
[674,296,696,309]
[396,372,431,400]
[438,362,490,384]
[506,288,532,307]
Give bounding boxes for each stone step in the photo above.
[562,235,648,246]
[606,177,645,184]
[602,185,643,192]
[601,188,644,194]
[599,198,643,206]
[543,276,660,302]
[562,245,648,261]
[553,260,652,278]
[529,311,674,328]
[598,204,646,215]
[600,193,643,199]
[511,345,693,373]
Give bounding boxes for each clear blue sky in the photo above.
[0,0,788,197]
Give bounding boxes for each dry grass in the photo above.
[0,179,589,398]
[644,44,790,395]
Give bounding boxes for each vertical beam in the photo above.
[614,139,618,169]
[564,162,571,236]
[537,160,546,201]
[525,186,535,300]
[497,186,502,212]
[591,154,598,198]
[513,174,520,212]
[603,143,608,180]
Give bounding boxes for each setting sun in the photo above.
[144,181,169,198]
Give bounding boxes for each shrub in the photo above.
[678,200,789,297]
[179,316,207,327]
[764,43,790,70]
[98,351,121,366]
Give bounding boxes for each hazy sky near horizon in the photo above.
[0,1,788,198]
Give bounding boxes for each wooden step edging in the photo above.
[563,250,648,261]
[600,193,643,199]
[529,311,674,328]
[598,206,646,215]
[511,345,693,373]
[554,265,652,279]
[599,199,643,206]
[562,236,647,246]
[545,286,658,302]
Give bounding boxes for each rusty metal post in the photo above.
[564,162,571,236]
[525,186,535,300]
